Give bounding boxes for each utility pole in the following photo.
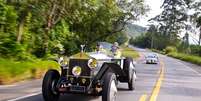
[199,28,201,45]
[151,33,154,49]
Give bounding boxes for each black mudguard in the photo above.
[92,63,126,84]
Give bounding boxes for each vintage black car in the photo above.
[42,43,137,101]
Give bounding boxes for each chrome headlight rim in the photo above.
[58,57,68,67]
[72,66,82,76]
[87,59,97,69]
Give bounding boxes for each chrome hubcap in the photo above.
[110,80,117,101]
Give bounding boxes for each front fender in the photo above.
[93,63,126,83]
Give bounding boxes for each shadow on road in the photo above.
[59,94,100,101]
[17,93,100,101]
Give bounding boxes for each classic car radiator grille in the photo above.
[68,59,91,77]
[68,59,92,86]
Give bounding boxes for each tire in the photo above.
[128,71,136,90]
[42,69,60,101]
[102,73,117,101]
[123,57,135,90]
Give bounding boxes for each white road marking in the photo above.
[0,85,16,88]
[7,92,41,101]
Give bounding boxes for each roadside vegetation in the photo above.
[0,0,148,84]
[0,59,59,84]
[151,46,201,66]
[167,52,201,65]
[130,0,201,66]
[122,47,139,59]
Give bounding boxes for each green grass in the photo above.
[122,47,139,59]
[0,59,59,84]
[151,49,201,66]
[167,52,201,65]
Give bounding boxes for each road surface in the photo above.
[1,48,201,101]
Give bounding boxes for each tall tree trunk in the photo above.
[17,19,25,43]
[43,3,57,53]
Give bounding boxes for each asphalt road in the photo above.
[1,48,201,101]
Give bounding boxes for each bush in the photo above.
[189,45,201,56]
[165,46,177,54]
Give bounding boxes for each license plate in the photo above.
[70,85,85,92]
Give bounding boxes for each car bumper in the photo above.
[146,60,157,64]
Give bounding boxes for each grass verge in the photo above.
[122,47,139,59]
[151,49,201,66]
[167,52,201,65]
[0,59,59,84]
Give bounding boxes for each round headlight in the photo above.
[88,59,97,69]
[58,57,68,67]
[72,66,82,76]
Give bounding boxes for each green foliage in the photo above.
[0,0,148,60]
[0,2,19,58]
[152,0,189,36]
[164,46,177,54]
[106,32,128,45]
[189,45,201,56]
[122,47,139,59]
[0,0,148,83]
[129,33,151,48]
[167,52,201,66]
[0,58,59,84]
[130,24,180,50]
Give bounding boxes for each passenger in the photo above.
[111,42,122,58]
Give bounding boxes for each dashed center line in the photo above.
[138,60,165,101]
[149,61,165,101]
[139,94,147,101]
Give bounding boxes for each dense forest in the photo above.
[0,0,148,60]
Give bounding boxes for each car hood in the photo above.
[88,52,112,60]
[70,52,112,60]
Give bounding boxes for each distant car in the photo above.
[145,53,159,64]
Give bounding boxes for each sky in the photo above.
[134,0,163,27]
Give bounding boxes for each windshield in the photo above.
[147,55,156,58]
[99,42,113,51]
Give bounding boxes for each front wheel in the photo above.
[102,73,117,101]
[42,69,60,101]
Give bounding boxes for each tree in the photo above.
[147,25,157,48]
[0,0,18,57]
[0,0,148,59]
[188,0,201,45]
[197,16,201,45]
[151,0,189,44]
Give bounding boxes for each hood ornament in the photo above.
[80,45,85,57]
